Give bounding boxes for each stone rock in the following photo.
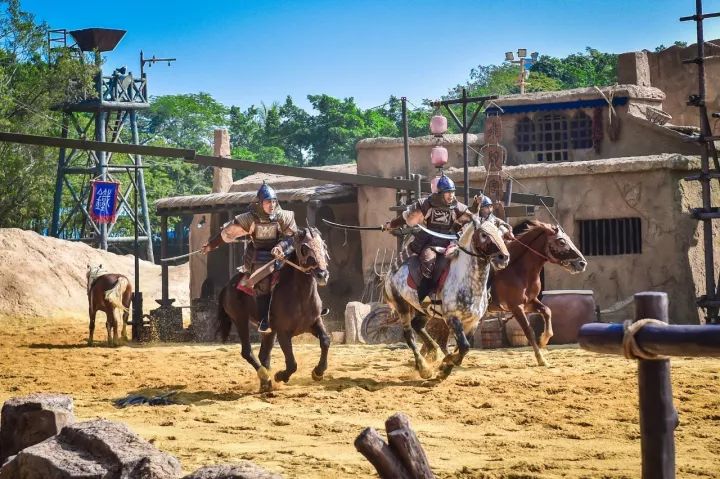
[0,419,182,479]
[0,394,75,463]
[344,301,371,344]
[182,463,283,479]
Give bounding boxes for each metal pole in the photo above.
[462,88,469,204]
[634,292,677,479]
[51,114,69,237]
[96,110,107,250]
[694,0,719,323]
[160,215,169,306]
[402,97,410,180]
[130,110,154,262]
[132,165,143,341]
[519,57,526,94]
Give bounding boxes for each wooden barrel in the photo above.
[540,290,597,345]
[479,317,503,349]
[505,317,529,347]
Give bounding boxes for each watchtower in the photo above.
[48,28,154,261]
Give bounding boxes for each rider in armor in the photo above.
[476,195,515,242]
[383,173,473,303]
[202,181,297,333]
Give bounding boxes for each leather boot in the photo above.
[416,277,433,303]
[256,294,272,333]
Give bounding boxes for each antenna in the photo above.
[140,50,177,77]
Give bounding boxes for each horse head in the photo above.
[460,216,510,270]
[294,227,330,286]
[547,224,587,274]
[86,264,105,292]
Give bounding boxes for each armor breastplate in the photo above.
[427,206,455,234]
[252,220,279,250]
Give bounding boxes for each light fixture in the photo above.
[518,48,527,58]
[197,216,206,228]
[531,51,539,61]
[505,51,514,61]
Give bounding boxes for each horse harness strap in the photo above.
[281,257,313,273]
[515,240,557,264]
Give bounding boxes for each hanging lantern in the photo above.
[430,146,448,167]
[430,115,448,136]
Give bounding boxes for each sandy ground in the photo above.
[1,316,719,479]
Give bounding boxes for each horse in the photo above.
[86,264,132,347]
[424,220,587,366]
[217,226,331,392]
[384,217,510,380]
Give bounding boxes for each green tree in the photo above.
[531,47,618,89]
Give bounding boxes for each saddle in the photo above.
[406,245,458,295]
[235,269,281,296]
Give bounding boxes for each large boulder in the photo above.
[182,463,283,479]
[0,394,75,463]
[0,419,182,479]
[344,302,371,344]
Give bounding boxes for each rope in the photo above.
[622,318,669,360]
[500,169,561,224]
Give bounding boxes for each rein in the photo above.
[511,228,558,265]
[281,256,314,274]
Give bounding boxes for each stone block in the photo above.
[182,463,283,479]
[344,301,371,344]
[0,394,75,463]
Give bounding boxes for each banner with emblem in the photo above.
[89,179,120,224]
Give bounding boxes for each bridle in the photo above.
[457,221,498,259]
[285,228,328,275]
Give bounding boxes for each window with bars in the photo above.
[515,117,535,152]
[535,113,569,162]
[570,112,593,149]
[578,218,642,256]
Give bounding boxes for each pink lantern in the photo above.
[430,175,441,193]
[431,146,448,167]
[430,115,448,136]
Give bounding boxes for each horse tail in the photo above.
[105,276,131,313]
[216,287,232,343]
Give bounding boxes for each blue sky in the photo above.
[23,0,720,111]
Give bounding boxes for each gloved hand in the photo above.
[271,245,285,259]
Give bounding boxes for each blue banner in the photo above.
[90,180,120,224]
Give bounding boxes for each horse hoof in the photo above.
[274,371,289,383]
[311,369,324,381]
[419,367,434,380]
[257,366,271,383]
[259,380,273,393]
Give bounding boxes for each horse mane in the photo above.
[514,219,554,237]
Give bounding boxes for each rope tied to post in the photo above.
[622,318,669,360]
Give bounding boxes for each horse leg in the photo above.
[311,319,331,381]
[233,304,270,391]
[510,305,548,367]
[437,316,471,380]
[411,314,441,363]
[105,308,113,347]
[274,331,297,384]
[529,298,553,348]
[258,331,276,370]
[403,325,434,380]
[88,306,96,346]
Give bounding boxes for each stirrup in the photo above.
[258,320,272,334]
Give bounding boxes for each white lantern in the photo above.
[430,146,448,167]
[430,115,448,136]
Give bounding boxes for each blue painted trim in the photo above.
[485,96,629,115]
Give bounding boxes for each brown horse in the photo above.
[86,264,132,347]
[217,227,331,392]
[425,220,587,366]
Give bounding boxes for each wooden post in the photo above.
[354,427,412,479]
[160,215,170,306]
[634,292,677,479]
[385,413,434,479]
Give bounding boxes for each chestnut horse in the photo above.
[217,227,331,392]
[86,264,132,347]
[425,220,587,366]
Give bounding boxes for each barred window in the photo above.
[535,113,568,162]
[570,112,593,149]
[578,218,642,256]
[515,117,535,152]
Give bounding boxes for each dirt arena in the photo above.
[1,316,718,479]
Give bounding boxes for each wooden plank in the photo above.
[634,292,676,479]
[578,322,720,357]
